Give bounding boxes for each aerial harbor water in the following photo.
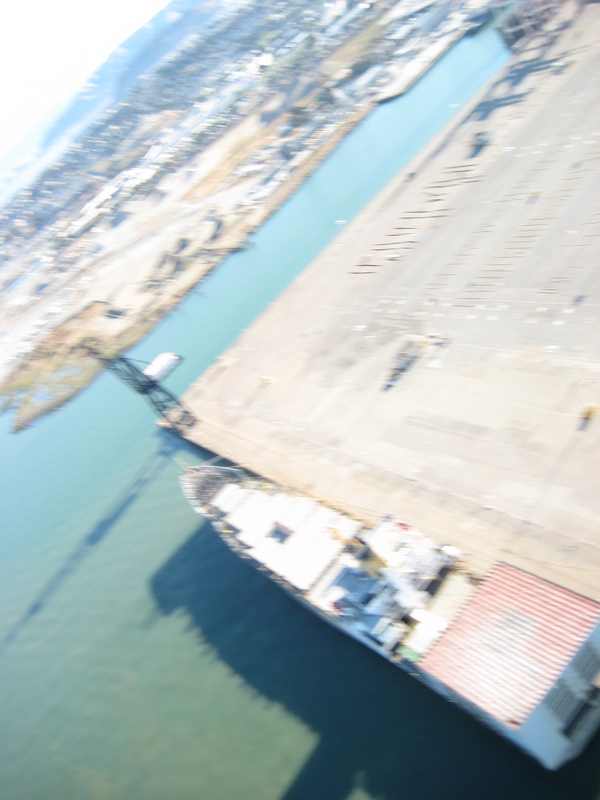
[1,27,598,800]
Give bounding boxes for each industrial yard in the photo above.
[178,2,600,601]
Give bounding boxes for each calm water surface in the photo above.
[1,29,598,800]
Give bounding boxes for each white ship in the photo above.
[180,464,600,770]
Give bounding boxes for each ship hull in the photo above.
[179,464,600,770]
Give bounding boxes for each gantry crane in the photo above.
[82,342,196,432]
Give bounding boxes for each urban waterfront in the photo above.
[1,28,598,799]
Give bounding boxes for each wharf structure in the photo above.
[174,3,600,599]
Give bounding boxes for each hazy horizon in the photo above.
[0,0,174,171]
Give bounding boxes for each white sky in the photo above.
[0,0,172,163]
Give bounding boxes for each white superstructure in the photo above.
[179,465,600,770]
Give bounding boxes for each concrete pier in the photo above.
[176,5,600,600]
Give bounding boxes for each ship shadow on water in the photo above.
[150,524,600,800]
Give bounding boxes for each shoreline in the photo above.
[1,95,379,432]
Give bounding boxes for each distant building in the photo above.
[419,563,600,769]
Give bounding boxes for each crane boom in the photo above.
[83,343,196,432]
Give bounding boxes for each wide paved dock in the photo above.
[178,6,600,600]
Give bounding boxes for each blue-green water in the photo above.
[1,29,598,799]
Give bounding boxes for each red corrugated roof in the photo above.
[419,563,600,727]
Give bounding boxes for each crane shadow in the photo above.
[0,433,179,657]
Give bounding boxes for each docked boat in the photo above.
[179,464,600,770]
[180,464,463,656]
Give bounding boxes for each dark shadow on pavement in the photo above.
[422,23,580,170]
